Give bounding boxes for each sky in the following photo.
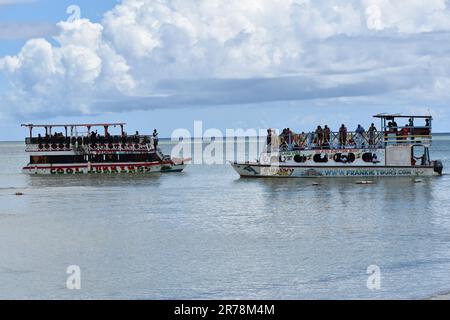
[1,0,450,140]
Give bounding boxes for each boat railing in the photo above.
[383,126,432,145]
[25,135,158,152]
[25,135,156,146]
[265,131,385,152]
[264,126,434,153]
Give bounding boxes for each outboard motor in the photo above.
[434,160,444,175]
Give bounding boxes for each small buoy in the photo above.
[15,192,24,196]
[356,180,374,185]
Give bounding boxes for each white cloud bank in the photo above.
[2,0,450,120]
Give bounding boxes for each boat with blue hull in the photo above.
[232,114,443,178]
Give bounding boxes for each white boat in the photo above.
[231,114,444,178]
[21,123,189,175]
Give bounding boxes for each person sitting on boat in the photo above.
[386,122,398,143]
[387,121,393,133]
[153,129,159,150]
[315,126,323,147]
[400,125,409,142]
[368,123,377,147]
[391,119,400,141]
[392,120,398,133]
[339,124,347,148]
[348,133,356,147]
[323,125,331,147]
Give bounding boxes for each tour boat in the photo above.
[21,123,189,175]
[231,114,444,178]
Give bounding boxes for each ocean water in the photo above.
[0,138,450,300]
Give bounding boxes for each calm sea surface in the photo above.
[0,138,450,299]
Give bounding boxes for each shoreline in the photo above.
[428,292,450,300]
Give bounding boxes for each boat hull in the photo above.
[231,162,439,178]
[22,162,187,175]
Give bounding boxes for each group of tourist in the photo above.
[35,129,160,150]
[267,123,380,151]
[267,117,433,151]
[386,118,431,141]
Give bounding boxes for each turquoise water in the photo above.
[0,140,449,299]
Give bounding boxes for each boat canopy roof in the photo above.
[373,114,432,119]
[21,123,126,128]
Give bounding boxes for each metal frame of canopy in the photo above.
[21,123,127,138]
[372,115,433,146]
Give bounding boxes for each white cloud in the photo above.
[0,18,136,118]
[2,0,450,120]
[364,0,450,33]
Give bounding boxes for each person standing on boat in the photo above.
[355,124,365,134]
[339,124,347,148]
[287,128,293,151]
[315,126,323,147]
[298,132,307,149]
[408,118,415,140]
[425,118,431,136]
[266,128,276,152]
[307,131,314,148]
[90,131,97,143]
[266,128,272,147]
[153,129,159,150]
[323,125,331,147]
[368,123,377,147]
[355,124,365,148]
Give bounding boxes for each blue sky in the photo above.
[0,1,117,52]
[1,0,450,140]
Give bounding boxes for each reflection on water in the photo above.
[0,140,449,299]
